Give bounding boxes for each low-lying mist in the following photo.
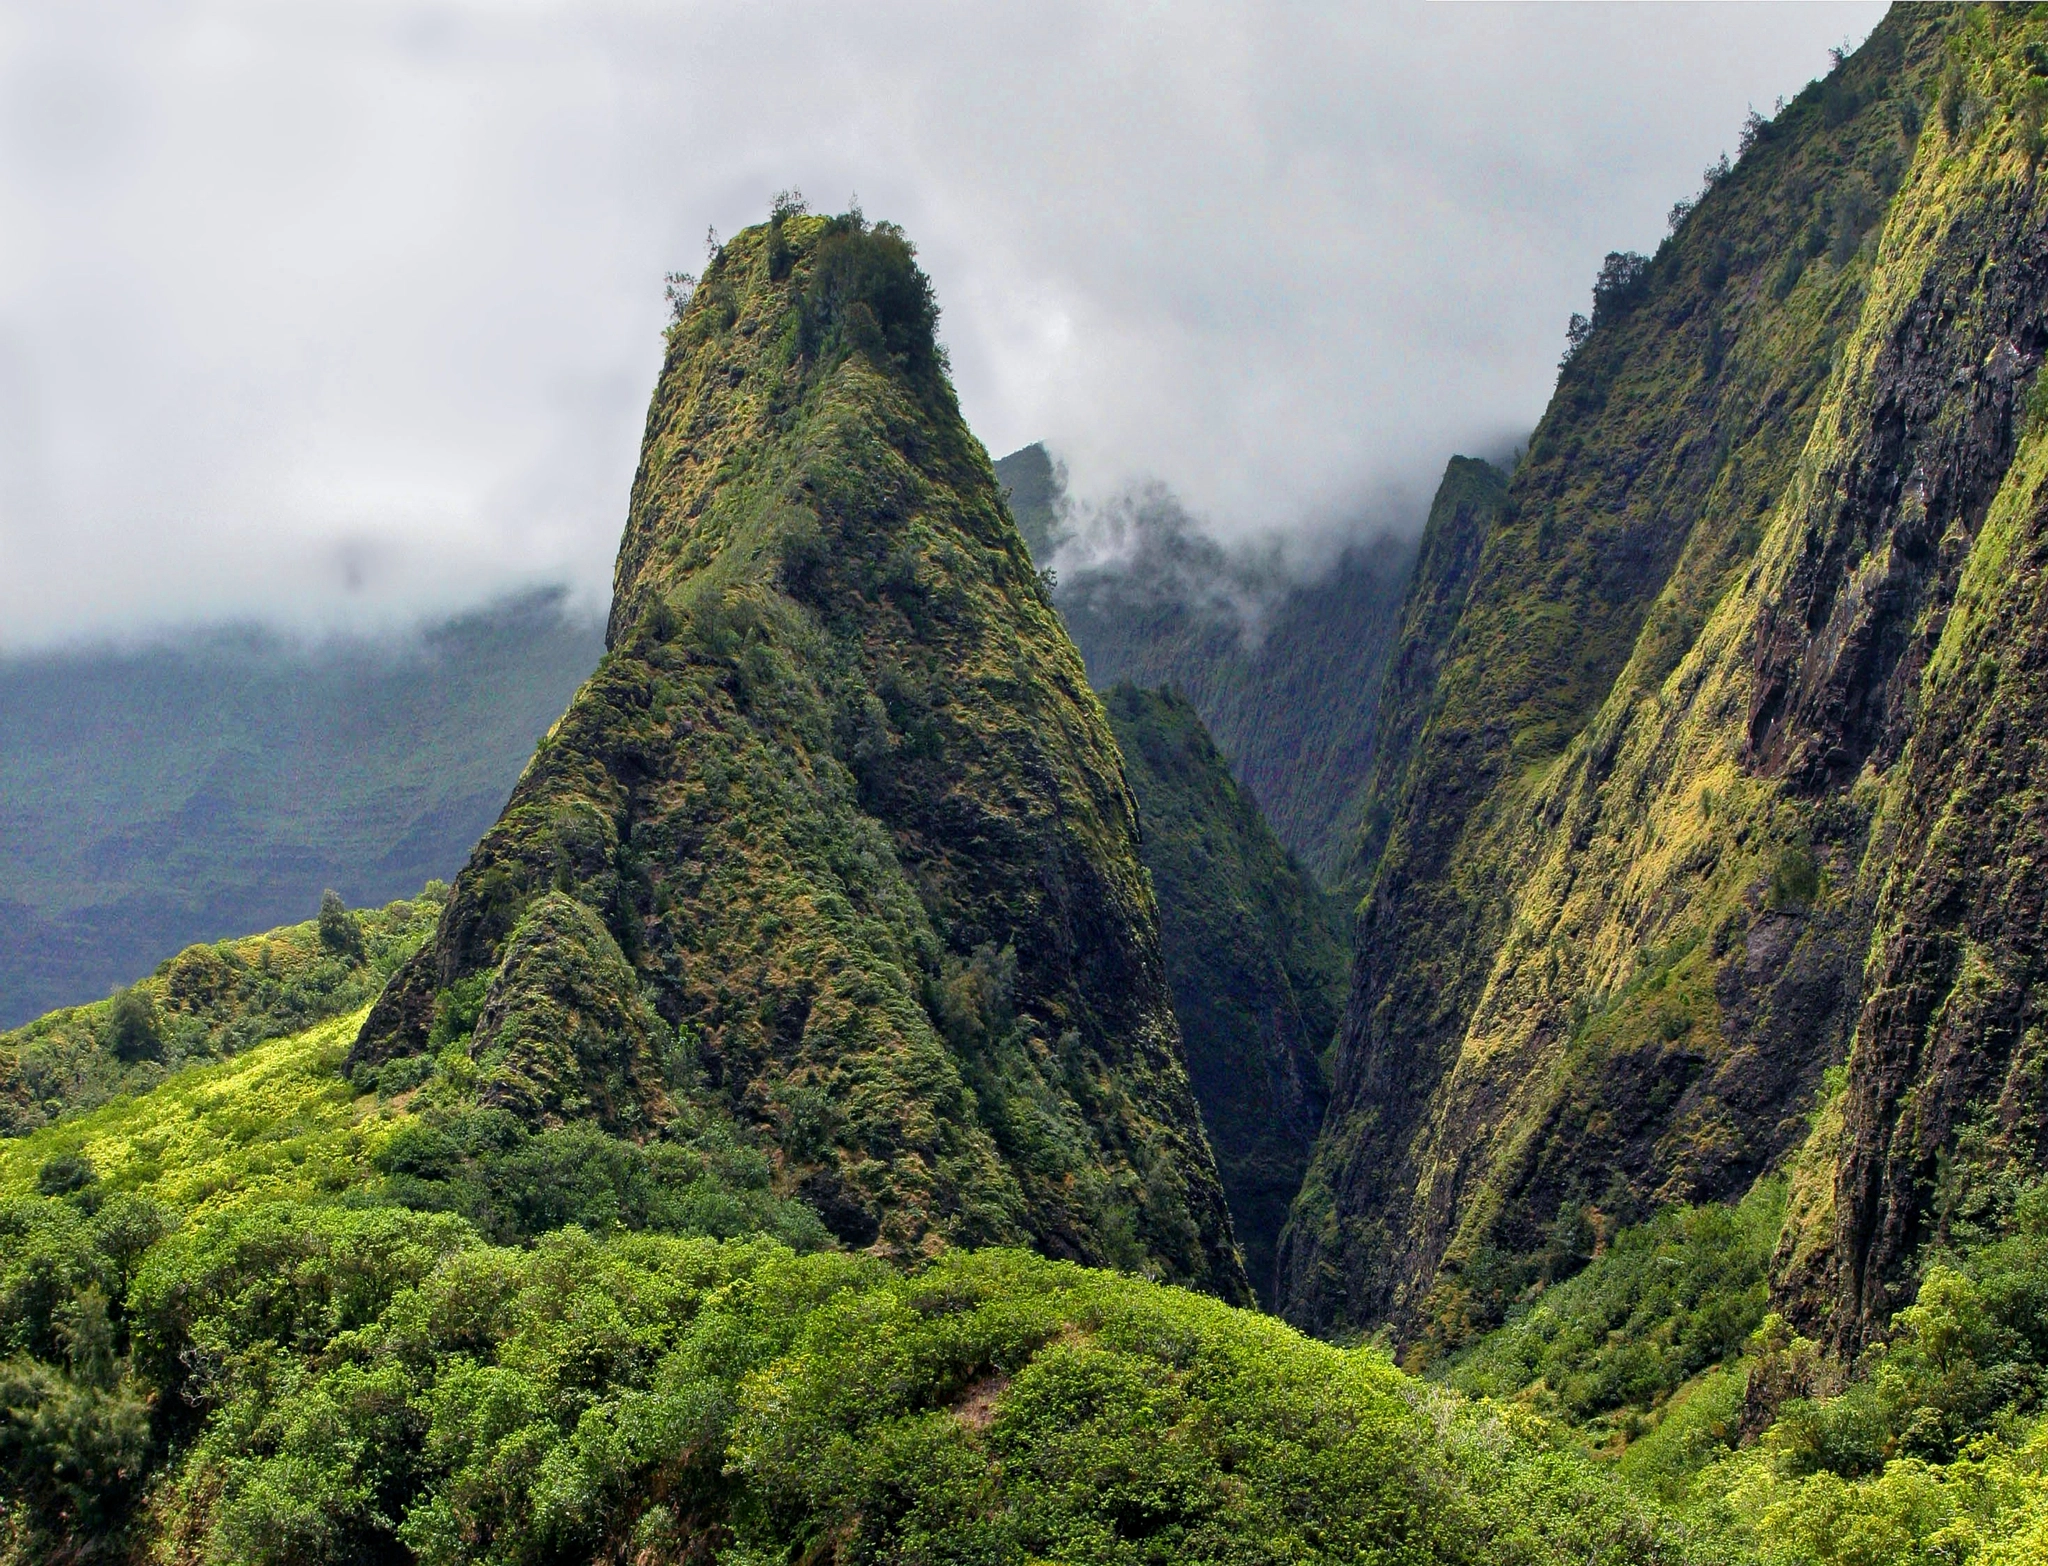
[0,589,604,1026]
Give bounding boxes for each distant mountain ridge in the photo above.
[0,590,603,1026]
[996,443,1421,885]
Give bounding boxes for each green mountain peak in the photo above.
[356,206,1249,1299]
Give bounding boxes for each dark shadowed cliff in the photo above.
[1104,685,1345,1306]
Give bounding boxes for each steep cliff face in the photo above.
[1281,8,2032,1346]
[1104,685,1345,1306]
[1337,457,1508,890]
[356,209,1247,1300]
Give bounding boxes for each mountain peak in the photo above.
[358,204,1250,1299]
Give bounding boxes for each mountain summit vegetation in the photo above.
[355,203,1246,1298]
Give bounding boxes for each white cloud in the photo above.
[0,0,1886,646]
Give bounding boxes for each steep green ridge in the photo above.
[1286,6,1941,1334]
[1104,686,1345,1307]
[0,590,603,1026]
[357,208,1246,1298]
[1282,7,1992,1345]
[0,885,443,1135]
[998,444,1418,885]
[992,440,1070,563]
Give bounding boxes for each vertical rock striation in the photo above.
[1284,8,2048,1350]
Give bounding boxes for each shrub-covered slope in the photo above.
[356,208,1246,1299]
[0,591,602,1026]
[1104,686,1345,1307]
[0,886,443,1135]
[999,444,1418,885]
[0,1003,1701,1566]
[1283,6,2048,1349]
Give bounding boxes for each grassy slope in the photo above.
[1103,685,1345,1308]
[0,590,602,1025]
[0,1009,390,1215]
[0,886,444,1135]
[356,210,1245,1299]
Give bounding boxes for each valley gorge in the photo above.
[11,6,2048,1558]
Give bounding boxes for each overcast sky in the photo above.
[0,0,1887,648]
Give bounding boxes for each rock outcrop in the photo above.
[1283,7,2048,1351]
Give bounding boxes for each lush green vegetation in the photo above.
[0,1013,1703,1566]
[7,987,2048,1563]
[0,885,445,1135]
[0,590,601,1026]
[1416,1167,2048,1565]
[1284,2,2048,1359]
[362,205,1245,1298]
[1442,1179,1786,1438]
[1104,686,1343,1307]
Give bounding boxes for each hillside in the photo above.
[997,444,1418,885]
[0,590,602,1026]
[1104,685,1346,1307]
[356,205,1246,1298]
[0,999,1720,1564]
[1281,4,2048,1375]
[0,885,443,1135]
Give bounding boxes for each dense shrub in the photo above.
[1444,1180,1785,1433]
[104,988,159,1064]
[369,1108,830,1252]
[317,889,365,961]
[131,1234,1694,1565]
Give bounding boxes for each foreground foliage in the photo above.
[0,1021,1704,1566]
[1438,1170,2048,1566]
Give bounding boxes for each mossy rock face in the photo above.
[355,209,1246,1300]
[1284,8,2048,1347]
[470,892,664,1133]
[1105,685,1344,1307]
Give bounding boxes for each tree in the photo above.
[105,988,159,1063]
[318,890,364,961]
[1591,251,1649,318]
